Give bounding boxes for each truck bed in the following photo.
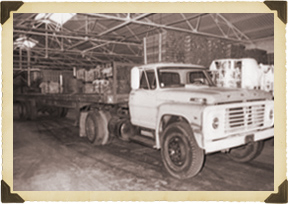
[14,92,129,109]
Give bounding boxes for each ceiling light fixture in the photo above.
[35,13,76,26]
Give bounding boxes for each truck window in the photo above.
[159,72,180,87]
[189,71,210,85]
[140,70,156,90]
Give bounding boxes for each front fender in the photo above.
[155,102,205,149]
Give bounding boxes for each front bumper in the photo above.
[204,127,274,154]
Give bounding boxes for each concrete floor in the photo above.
[13,109,274,191]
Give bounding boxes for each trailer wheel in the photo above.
[85,110,111,146]
[27,101,37,120]
[99,111,111,145]
[17,102,29,120]
[47,107,61,117]
[227,141,264,163]
[161,121,204,179]
[108,117,121,137]
[61,108,69,117]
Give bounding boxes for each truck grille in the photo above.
[225,104,265,133]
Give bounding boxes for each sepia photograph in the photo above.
[12,12,275,191]
[2,1,286,202]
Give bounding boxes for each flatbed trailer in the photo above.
[14,92,129,117]
[14,62,134,145]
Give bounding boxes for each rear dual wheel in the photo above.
[61,108,68,117]
[17,101,36,120]
[107,118,134,141]
[17,102,29,120]
[85,110,111,145]
[161,122,204,179]
[47,107,68,118]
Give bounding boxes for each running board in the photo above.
[130,135,155,148]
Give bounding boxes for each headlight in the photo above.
[212,117,219,129]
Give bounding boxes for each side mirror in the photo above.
[131,67,140,90]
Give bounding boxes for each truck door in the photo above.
[129,69,158,129]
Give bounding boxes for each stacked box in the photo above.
[93,69,101,79]
[184,35,210,66]
[92,79,112,94]
[243,49,268,64]
[49,81,60,93]
[39,82,49,94]
[225,44,246,59]
[267,53,274,65]
[39,81,60,93]
[85,69,95,82]
[76,69,85,81]
[116,64,132,94]
[101,79,113,94]
[102,67,113,78]
[66,78,83,93]
[145,31,262,67]
[146,31,186,64]
[42,70,72,82]
[42,70,60,82]
[83,83,95,93]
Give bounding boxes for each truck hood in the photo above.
[157,85,272,105]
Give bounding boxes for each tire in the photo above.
[85,110,111,146]
[161,121,204,179]
[108,117,121,137]
[99,111,111,145]
[47,107,61,117]
[227,141,264,163]
[27,101,37,120]
[60,108,69,117]
[118,119,134,141]
[18,102,28,120]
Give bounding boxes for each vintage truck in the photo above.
[14,62,274,179]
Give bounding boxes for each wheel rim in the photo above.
[119,121,131,141]
[167,135,187,167]
[86,116,96,141]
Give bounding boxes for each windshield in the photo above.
[189,71,211,86]
[157,67,214,88]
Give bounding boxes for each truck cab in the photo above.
[128,63,274,179]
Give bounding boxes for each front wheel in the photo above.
[227,141,264,163]
[161,121,204,179]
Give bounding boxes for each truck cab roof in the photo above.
[138,62,206,70]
